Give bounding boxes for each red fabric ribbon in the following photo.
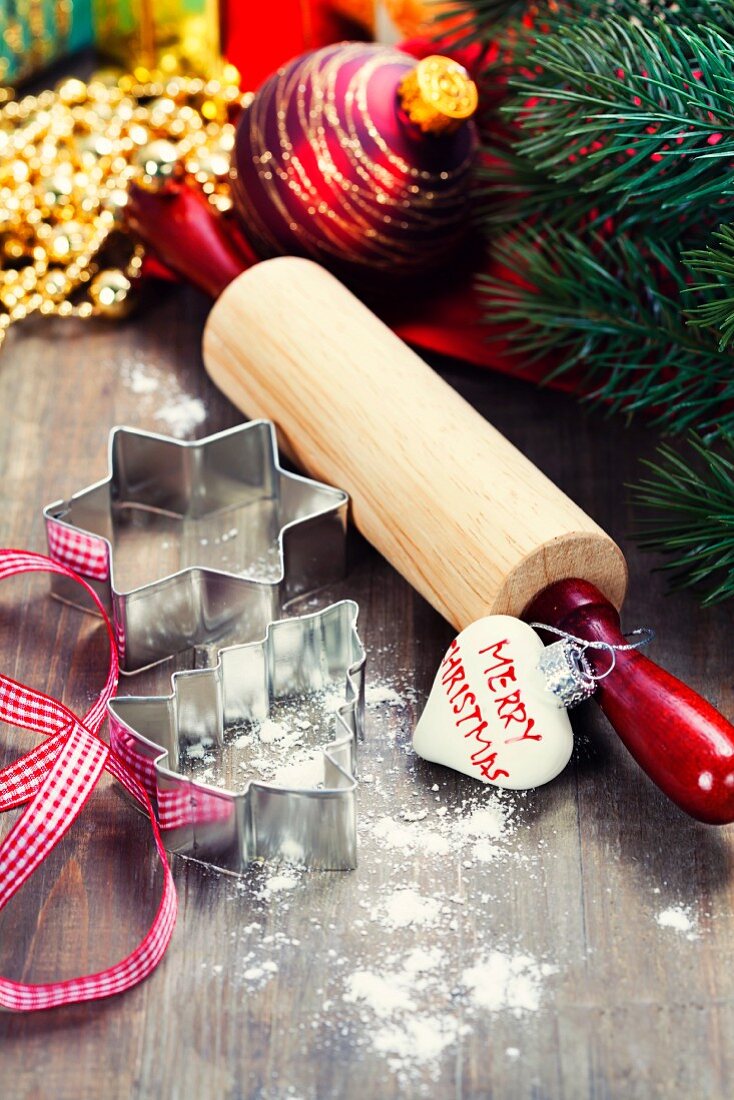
[0,549,176,1011]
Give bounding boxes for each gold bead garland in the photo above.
[0,68,248,342]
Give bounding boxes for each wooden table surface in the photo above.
[1,284,733,1100]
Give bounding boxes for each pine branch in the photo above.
[685,224,734,349]
[436,0,734,42]
[503,18,734,227]
[479,226,734,434]
[477,145,717,242]
[445,0,734,601]
[633,435,734,603]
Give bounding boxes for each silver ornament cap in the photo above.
[538,639,596,709]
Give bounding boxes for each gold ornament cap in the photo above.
[399,55,478,136]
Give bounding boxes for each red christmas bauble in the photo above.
[231,43,478,282]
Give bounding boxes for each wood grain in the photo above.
[1,283,734,1100]
[204,259,628,625]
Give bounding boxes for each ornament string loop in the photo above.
[531,622,655,709]
[0,549,177,1012]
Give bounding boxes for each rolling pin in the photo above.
[127,185,734,824]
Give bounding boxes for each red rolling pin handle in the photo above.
[126,183,252,298]
[526,580,734,825]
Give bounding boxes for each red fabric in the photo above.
[382,263,554,382]
[222,0,362,90]
[0,549,177,1011]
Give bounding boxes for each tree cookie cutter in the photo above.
[108,601,365,872]
[43,421,349,672]
[43,420,366,871]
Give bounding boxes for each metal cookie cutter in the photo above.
[108,601,365,871]
[43,421,349,672]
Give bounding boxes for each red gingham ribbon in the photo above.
[45,518,110,582]
[0,549,177,1012]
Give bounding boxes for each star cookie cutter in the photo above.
[108,601,365,872]
[43,421,349,672]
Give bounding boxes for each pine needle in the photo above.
[633,435,734,603]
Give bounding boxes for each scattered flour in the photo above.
[373,1014,460,1070]
[156,394,207,436]
[371,815,451,857]
[268,750,325,790]
[366,685,404,707]
[455,805,509,840]
[181,683,351,793]
[119,355,207,438]
[189,644,709,1094]
[258,718,291,744]
[242,960,279,985]
[344,970,416,1015]
[656,905,699,939]
[379,888,443,930]
[258,870,302,900]
[343,947,463,1077]
[462,952,557,1017]
[176,647,564,1089]
[262,873,300,895]
[367,797,514,867]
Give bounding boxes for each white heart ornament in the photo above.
[413,616,574,790]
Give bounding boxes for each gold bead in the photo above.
[44,270,68,297]
[195,149,230,178]
[0,67,237,336]
[134,139,180,189]
[128,124,149,147]
[48,222,85,261]
[104,187,129,223]
[148,96,176,116]
[45,170,74,200]
[58,79,89,106]
[77,134,114,161]
[4,238,26,260]
[89,268,134,318]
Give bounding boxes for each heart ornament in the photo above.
[413,616,574,790]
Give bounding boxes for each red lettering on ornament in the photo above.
[452,689,477,716]
[442,665,466,693]
[482,638,543,748]
[479,639,514,670]
[437,632,543,784]
[486,666,516,692]
[504,719,541,745]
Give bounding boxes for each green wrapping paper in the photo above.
[0,0,93,84]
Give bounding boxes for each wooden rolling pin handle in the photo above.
[203,258,628,625]
[526,580,734,824]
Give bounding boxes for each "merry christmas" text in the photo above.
[439,635,542,782]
